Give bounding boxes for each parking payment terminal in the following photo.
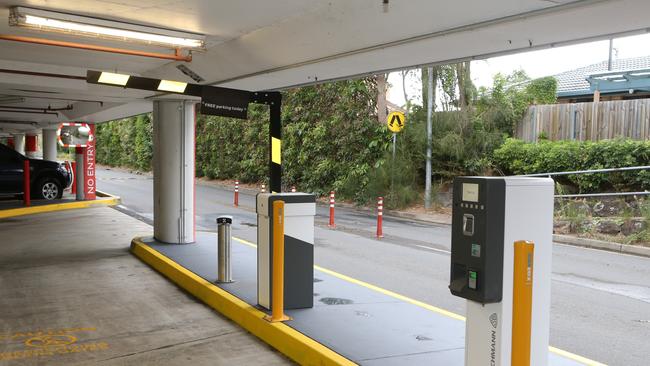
[449,177,554,366]
[449,178,505,303]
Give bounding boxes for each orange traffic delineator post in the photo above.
[376,196,383,238]
[22,159,30,207]
[512,240,535,366]
[328,191,336,229]
[264,200,291,323]
[234,180,239,207]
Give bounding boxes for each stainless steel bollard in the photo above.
[216,216,234,283]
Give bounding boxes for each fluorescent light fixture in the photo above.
[98,72,130,86]
[158,80,188,93]
[10,7,205,49]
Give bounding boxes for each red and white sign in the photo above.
[84,125,96,200]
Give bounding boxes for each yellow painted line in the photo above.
[0,195,120,219]
[131,238,356,366]
[234,236,258,248]
[548,347,607,366]
[314,266,466,321]
[233,236,606,366]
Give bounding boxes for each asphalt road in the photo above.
[98,167,650,366]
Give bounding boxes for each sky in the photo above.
[387,33,650,107]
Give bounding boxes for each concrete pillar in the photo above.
[153,100,196,244]
[43,129,58,161]
[12,133,25,155]
[25,134,38,158]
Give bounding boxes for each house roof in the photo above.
[555,55,650,97]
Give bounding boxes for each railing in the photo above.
[516,165,650,198]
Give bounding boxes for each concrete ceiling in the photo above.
[0,0,649,134]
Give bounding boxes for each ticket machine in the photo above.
[257,192,315,310]
[449,177,554,366]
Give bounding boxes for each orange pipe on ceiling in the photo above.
[0,34,192,62]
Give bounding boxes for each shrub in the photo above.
[494,138,650,193]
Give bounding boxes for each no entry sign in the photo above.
[84,125,96,200]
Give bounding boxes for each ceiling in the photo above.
[0,0,649,135]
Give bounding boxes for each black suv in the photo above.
[0,143,72,200]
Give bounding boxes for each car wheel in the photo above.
[37,178,62,200]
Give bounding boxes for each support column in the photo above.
[25,134,38,158]
[153,100,196,244]
[43,129,58,161]
[12,133,25,155]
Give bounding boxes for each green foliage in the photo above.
[494,138,650,193]
[525,77,557,105]
[95,114,152,171]
[475,71,557,135]
[281,79,387,197]
[97,79,390,202]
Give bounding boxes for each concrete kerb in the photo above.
[130,237,357,366]
[553,234,650,258]
[0,190,120,219]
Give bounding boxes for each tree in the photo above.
[376,73,389,124]
[456,61,473,112]
[421,67,438,112]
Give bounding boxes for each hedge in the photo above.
[493,138,650,193]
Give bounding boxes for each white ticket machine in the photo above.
[257,193,315,310]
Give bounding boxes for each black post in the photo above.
[269,94,282,193]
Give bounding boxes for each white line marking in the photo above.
[415,244,450,254]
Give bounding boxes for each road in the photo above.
[98,167,650,366]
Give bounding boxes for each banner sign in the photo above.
[200,87,250,119]
[84,125,96,200]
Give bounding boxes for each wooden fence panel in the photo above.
[517,99,650,141]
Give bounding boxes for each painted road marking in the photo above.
[0,327,109,361]
[232,236,607,366]
[415,244,451,254]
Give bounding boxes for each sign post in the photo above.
[386,111,406,203]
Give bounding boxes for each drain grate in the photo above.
[320,297,353,305]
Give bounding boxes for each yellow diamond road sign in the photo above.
[387,111,405,133]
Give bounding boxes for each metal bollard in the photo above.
[216,215,234,283]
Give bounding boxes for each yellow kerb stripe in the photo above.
[271,137,281,164]
[233,236,607,366]
[0,194,119,219]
